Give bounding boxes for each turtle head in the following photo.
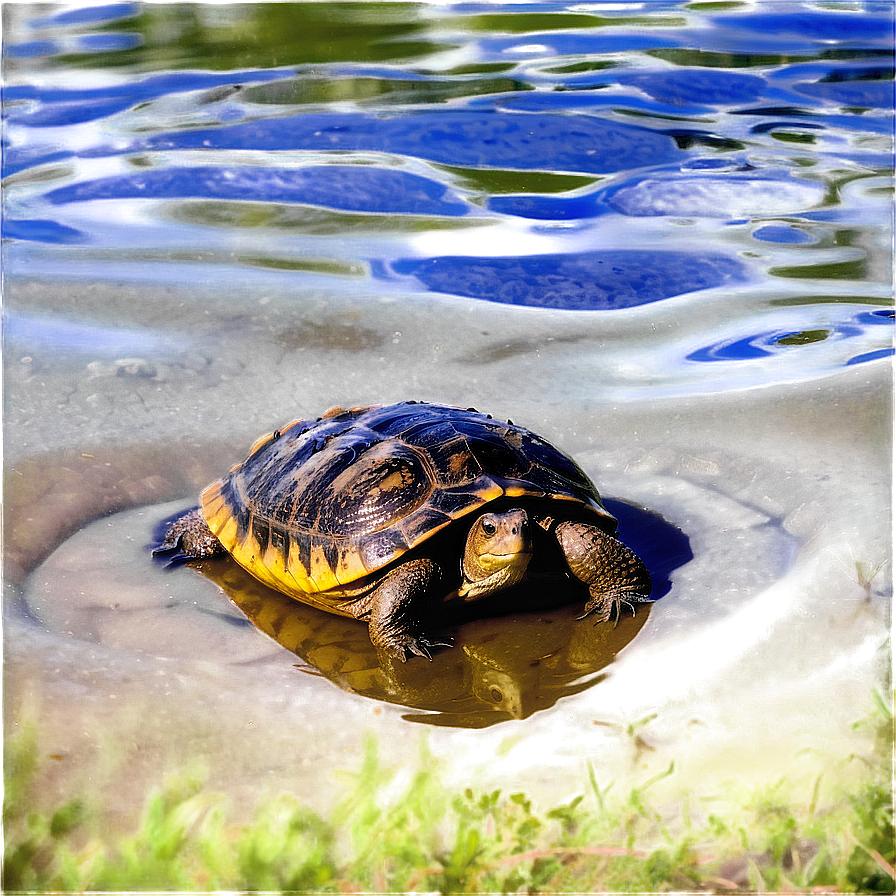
[459,508,532,600]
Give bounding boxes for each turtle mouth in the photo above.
[482,551,532,560]
[478,547,532,569]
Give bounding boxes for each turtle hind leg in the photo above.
[153,508,226,560]
[364,558,451,661]
[555,520,652,623]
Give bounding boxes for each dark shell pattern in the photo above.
[204,402,614,596]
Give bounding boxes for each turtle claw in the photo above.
[578,591,649,625]
[388,634,454,662]
[405,641,433,662]
[431,636,455,649]
[402,636,456,662]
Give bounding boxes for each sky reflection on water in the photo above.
[3,1,893,391]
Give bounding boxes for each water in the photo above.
[4,3,892,404]
[3,1,892,830]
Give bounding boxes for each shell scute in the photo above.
[424,435,484,487]
[521,431,601,497]
[315,440,433,538]
[308,538,335,592]
[364,403,442,438]
[396,505,455,548]
[431,481,496,518]
[358,525,411,574]
[468,435,531,481]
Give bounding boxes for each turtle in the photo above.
[155,401,652,660]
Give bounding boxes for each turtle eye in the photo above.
[481,517,498,537]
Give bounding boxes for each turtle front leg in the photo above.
[555,520,652,623]
[365,558,450,661]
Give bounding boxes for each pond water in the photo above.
[3,1,892,830]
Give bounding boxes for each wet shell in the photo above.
[200,401,616,615]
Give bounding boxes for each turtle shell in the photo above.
[200,401,616,615]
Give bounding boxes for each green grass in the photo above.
[4,693,894,893]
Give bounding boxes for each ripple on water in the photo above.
[495,302,894,413]
[617,69,766,108]
[752,224,818,245]
[46,166,469,217]
[384,250,748,310]
[3,2,890,402]
[27,3,141,29]
[604,173,826,219]
[134,111,680,175]
[793,76,895,110]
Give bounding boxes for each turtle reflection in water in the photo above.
[203,558,651,727]
[156,402,652,660]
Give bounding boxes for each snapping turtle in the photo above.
[156,401,652,659]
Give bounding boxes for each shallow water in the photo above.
[3,1,893,833]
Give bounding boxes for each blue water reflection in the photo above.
[2,1,892,392]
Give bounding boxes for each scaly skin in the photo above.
[364,558,448,660]
[555,519,652,622]
[154,508,225,559]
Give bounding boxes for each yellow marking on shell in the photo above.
[550,491,608,513]
[200,479,224,511]
[379,469,413,491]
[199,475,360,614]
[309,541,337,592]
[334,543,370,587]
[261,541,290,588]
[227,529,289,597]
[281,560,320,606]
[476,480,505,504]
[448,450,471,477]
[200,491,225,520]
[502,483,541,498]
[248,429,278,457]
[200,480,236,541]
[286,540,316,594]
[226,527,259,571]
[215,516,241,553]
